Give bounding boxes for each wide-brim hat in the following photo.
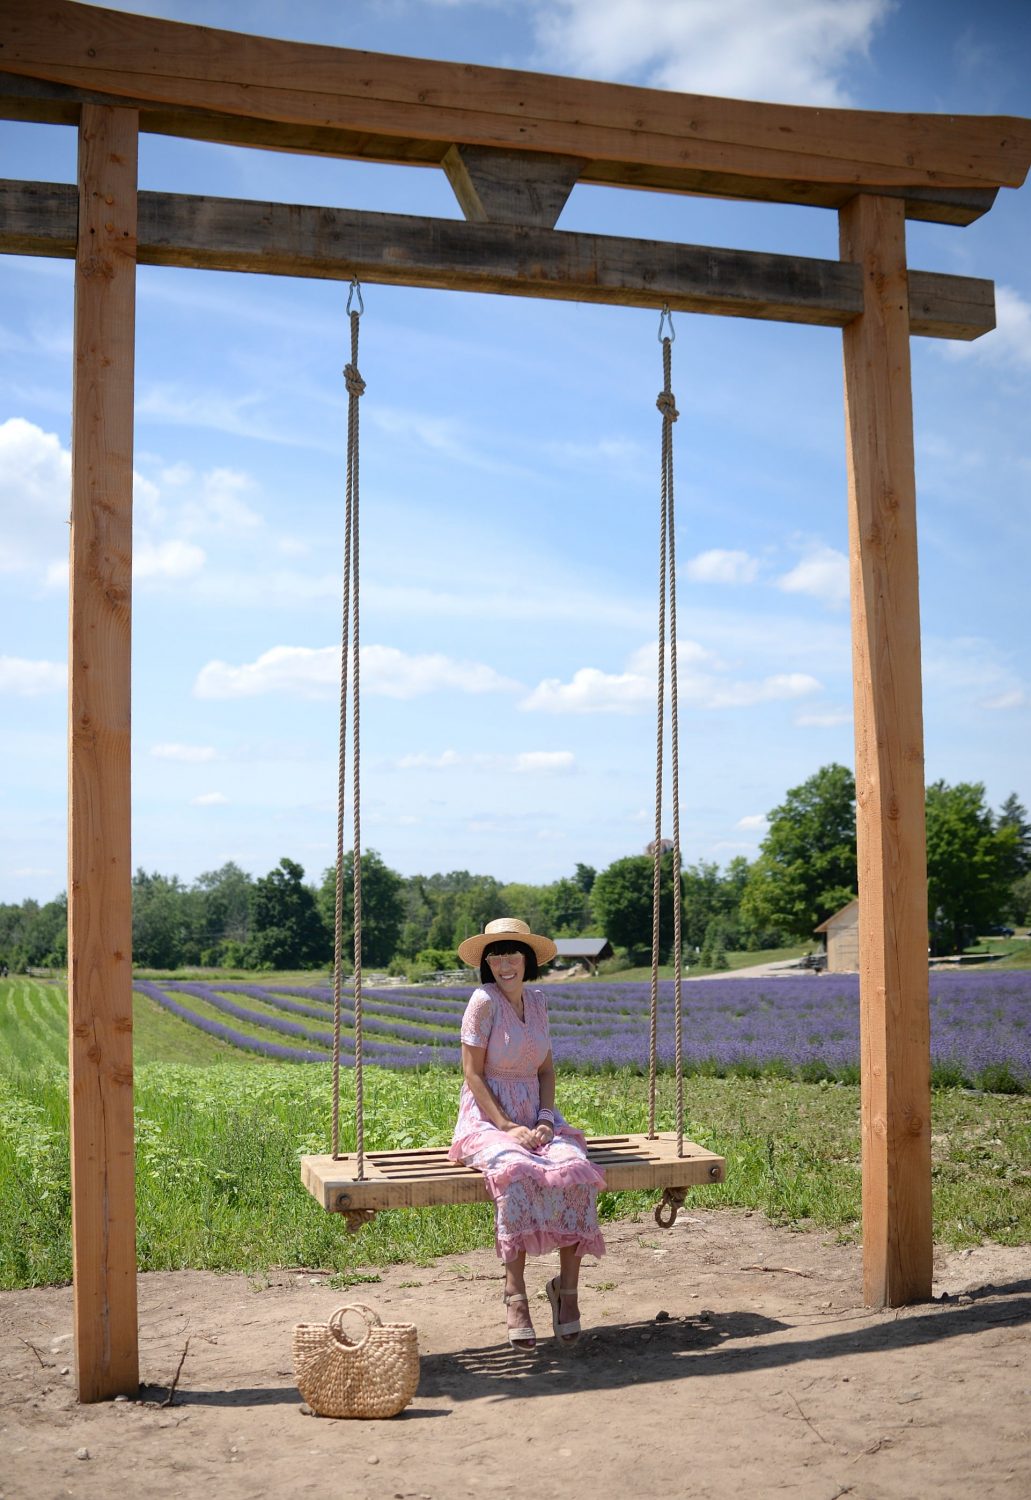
[458,918,557,968]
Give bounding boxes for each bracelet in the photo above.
[536,1108,555,1126]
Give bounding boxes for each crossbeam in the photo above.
[0,180,995,340]
[1,0,1029,222]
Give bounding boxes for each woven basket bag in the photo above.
[293,1301,419,1419]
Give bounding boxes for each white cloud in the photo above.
[151,743,218,763]
[0,656,66,696]
[703,672,822,709]
[684,549,760,584]
[514,750,575,774]
[191,791,229,806]
[776,546,850,608]
[521,666,653,714]
[736,813,768,830]
[394,748,575,774]
[923,636,1023,710]
[532,0,891,105]
[796,708,853,727]
[194,644,520,701]
[134,539,207,580]
[521,642,821,714]
[0,418,71,582]
[940,285,1031,371]
[981,689,1025,711]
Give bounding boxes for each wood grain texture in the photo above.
[840,193,933,1310]
[0,179,996,341]
[68,103,139,1402]
[0,72,1009,226]
[1,1,1028,200]
[302,1135,725,1213]
[442,144,584,227]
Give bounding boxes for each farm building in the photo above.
[815,900,860,973]
[552,938,614,974]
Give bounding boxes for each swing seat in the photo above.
[301,1133,724,1231]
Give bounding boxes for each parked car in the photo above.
[986,925,1015,937]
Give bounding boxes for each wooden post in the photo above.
[68,102,139,1401]
[840,193,933,1308]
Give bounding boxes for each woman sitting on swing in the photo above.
[449,918,606,1351]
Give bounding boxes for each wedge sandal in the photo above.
[503,1291,536,1352]
[546,1277,582,1345]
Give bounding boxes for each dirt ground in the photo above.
[2,1210,1028,1500]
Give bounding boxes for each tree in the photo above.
[925,781,1020,954]
[132,869,191,970]
[740,763,857,941]
[590,852,680,960]
[997,793,1031,878]
[318,850,405,968]
[573,863,597,894]
[194,861,253,960]
[251,857,329,969]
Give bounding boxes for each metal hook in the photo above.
[347,278,364,317]
[657,304,675,343]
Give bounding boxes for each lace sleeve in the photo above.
[460,988,495,1048]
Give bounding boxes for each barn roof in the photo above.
[553,938,613,959]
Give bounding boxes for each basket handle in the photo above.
[328,1301,382,1349]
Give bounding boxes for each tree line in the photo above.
[2,766,1027,974]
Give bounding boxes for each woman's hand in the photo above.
[532,1121,555,1149]
[504,1122,539,1149]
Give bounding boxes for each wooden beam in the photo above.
[1,0,1028,207]
[840,193,933,1310]
[0,72,1003,228]
[442,144,584,227]
[0,179,996,341]
[68,104,139,1402]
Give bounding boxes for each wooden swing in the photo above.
[300,292,725,1229]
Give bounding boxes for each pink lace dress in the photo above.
[448,984,606,1264]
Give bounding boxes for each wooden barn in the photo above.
[815,899,861,973]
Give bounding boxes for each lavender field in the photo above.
[135,970,1031,1092]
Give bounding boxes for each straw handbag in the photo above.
[293,1301,419,1419]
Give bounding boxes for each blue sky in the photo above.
[1,0,1029,905]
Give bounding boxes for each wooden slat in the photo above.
[0,180,996,341]
[68,104,139,1403]
[301,1134,725,1214]
[840,194,933,1310]
[0,72,1003,227]
[1,1,1028,198]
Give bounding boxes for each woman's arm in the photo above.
[462,1043,537,1147]
[534,1050,557,1146]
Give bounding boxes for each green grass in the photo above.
[599,944,811,983]
[2,977,1029,1289]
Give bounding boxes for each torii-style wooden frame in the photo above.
[1,0,1029,1402]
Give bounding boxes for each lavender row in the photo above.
[136,980,460,1067]
[156,981,456,1058]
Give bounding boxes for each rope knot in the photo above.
[656,389,679,422]
[343,362,366,398]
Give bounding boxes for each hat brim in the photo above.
[457,930,557,968]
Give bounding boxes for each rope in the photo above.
[648,308,686,1154]
[332,280,366,1171]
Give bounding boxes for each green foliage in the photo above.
[318,849,405,968]
[591,852,682,960]
[0,893,67,972]
[740,763,857,941]
[250,857,330,970]
[926,781,1021,954]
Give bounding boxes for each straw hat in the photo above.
[457,918,557,968]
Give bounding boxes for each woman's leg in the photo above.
[557,1245,581,1330]
[504,1250,535,1346]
